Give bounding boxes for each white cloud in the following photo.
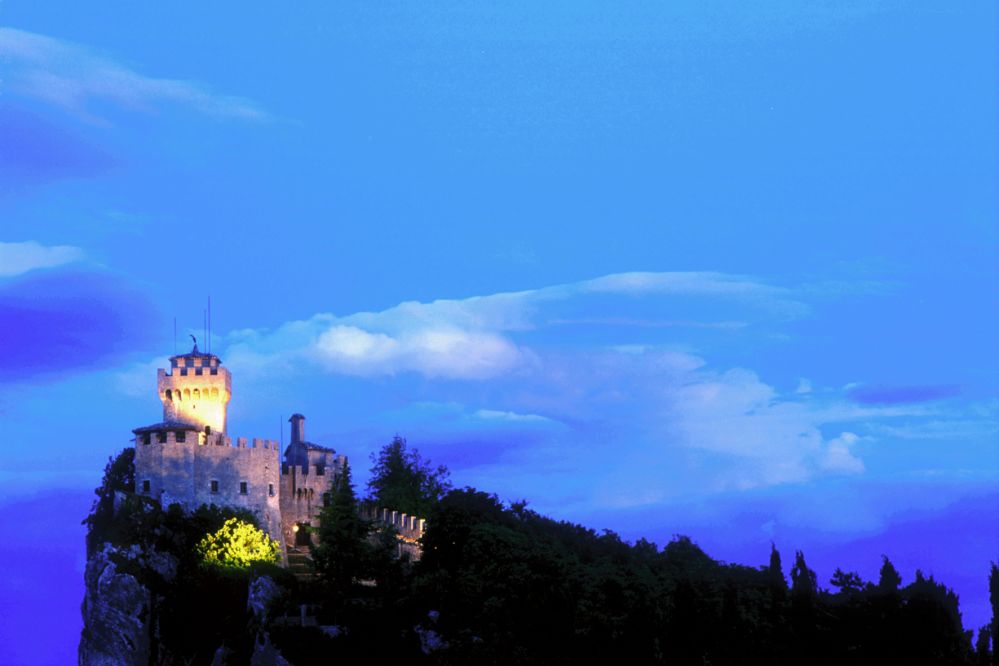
[0,240,84,277]
[473,409,556,424]
[0,27,268,122]
[210,270,974,499]
[820,432,865,474]
[312,324,523,379]
[222,270,803,381]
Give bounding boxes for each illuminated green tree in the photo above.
[196,517,281,570]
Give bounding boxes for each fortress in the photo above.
[132,342,425,558]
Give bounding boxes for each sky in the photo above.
[1,2,997,662]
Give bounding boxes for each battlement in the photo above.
[360,504,426,543]
[280,454,347,477]
[136,430,279,453]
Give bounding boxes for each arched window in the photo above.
[165,389,172,401]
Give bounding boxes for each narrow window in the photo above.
[268,483,275,497]
[157,431,167,443]
[142,433,151,445]
[210,479,219,493]
[316,465,325,476]
[205,425,212,436]
[142,480,150,493]
[240,481,248,495]
[176,431,186,442]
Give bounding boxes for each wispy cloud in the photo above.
[848,384,962,405]
[0,241,84,277]
[224,270,803,380]
[0,27,268,122]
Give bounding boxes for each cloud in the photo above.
[0,267,156,381]
[819,432,865,474]
[848,384,962,405]
[313,324,524,379]
[0,241,84,277]
[0,27,268,122]
[0,105,114,190]
[204,270,998,503]
[224,270,803,381]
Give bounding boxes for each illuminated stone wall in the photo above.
[279,451,346,548]
[135,432,282,546]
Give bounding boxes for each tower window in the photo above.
[210,480,219,493]
[316,465,325,476]
[142,433,151,445]
[239,481,248,495]
[142,480,150,493]
[176,431,186,442]
[268,483,275,497]
[157,431,167,443]
[205,425,212,435]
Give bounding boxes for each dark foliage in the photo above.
[367,435,451,517]
[85,450,985,665]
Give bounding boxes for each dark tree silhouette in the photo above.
[879,555,903,592]
[991,562,999,666]
[314,461,371,600]
[367,435,450,516]
[830,568,865,595]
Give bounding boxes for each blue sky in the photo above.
[0,2,997,662]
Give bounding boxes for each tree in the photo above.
[991,562,999,666]
[314,461,371,597]
[196,517,281,570]
[830,568,865,595]
[878,555,903,592]
[790,550,818,599]
[976,625,992,666]
[83,447,136,553]
[367,436,451,517]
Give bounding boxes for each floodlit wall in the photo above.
[135,433,282,543]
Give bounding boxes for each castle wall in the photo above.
[279,452,347,548]
[135,433,282,546]
[360,504,426,561]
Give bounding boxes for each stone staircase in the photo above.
[286,545,318,583]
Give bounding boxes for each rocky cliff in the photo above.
[79,540,290,665]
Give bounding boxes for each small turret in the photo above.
[289,414,305,444]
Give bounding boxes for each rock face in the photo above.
[78,544,175,666]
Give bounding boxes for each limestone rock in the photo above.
[247,575,281,624]
[78,545,154,666]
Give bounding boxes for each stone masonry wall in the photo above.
[279,452,346,548]
[135,432,282,544]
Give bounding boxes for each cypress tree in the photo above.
[314,461,371,599]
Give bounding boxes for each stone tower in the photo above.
[157,341,232,434]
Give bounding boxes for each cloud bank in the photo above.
[0,27,268,122]
[215,272,898,497]
[0,241,84,277]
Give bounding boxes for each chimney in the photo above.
[289,413,305,444]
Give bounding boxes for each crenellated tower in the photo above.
[157,341,232,435]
